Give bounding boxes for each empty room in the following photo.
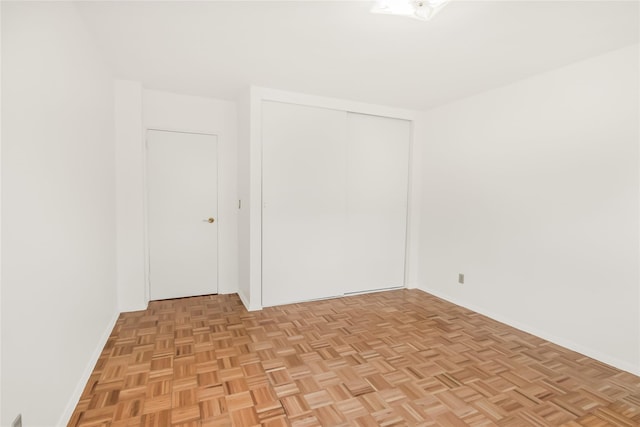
[1,0,639,426]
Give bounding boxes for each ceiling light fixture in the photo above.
[371,0,450,21]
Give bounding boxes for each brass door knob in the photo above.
[203,217,215,223]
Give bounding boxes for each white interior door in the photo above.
[147,129,218,300]
[345,113,411,294]
[262,101,348,307]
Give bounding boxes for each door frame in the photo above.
[259,100,414,306]
[143,127,220,302]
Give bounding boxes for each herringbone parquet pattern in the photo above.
[68,289,640,426]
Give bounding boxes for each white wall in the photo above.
[418,44,640,374]
[238,87,417,311]
[1,2,119,425]
[116,86,238,311]
[237,88,252,308]
[143,89,239,296]
[115,80,146,311]
[247,88,264,311]
[115,86,239,311]
[0,2,4,423]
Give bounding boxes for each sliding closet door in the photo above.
[262,101,348,307]
[345,113,411,294]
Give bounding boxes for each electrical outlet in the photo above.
[458,273,464,284]
[12,414,22,427]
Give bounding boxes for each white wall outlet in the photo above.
[12,414,22,427]
[458,273,464,284]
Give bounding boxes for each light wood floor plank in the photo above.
[69,290,640,426]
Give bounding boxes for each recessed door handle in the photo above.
[203,217,215,223]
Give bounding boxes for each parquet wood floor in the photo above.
[68,289,640,426]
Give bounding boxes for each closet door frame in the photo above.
[241,87,418,311]
[259,96,416,307]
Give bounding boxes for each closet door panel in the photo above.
[262,101,348,307]
[345,113,411,294]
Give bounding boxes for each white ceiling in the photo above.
[76,1,639,110]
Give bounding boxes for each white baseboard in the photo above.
[238,290,261,311]
[118,303,147,313]
[218,285,240,295]
[344,285,405,296]
[57,310,120,426]
[419,286,640,376]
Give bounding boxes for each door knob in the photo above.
[203,217,215,223]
